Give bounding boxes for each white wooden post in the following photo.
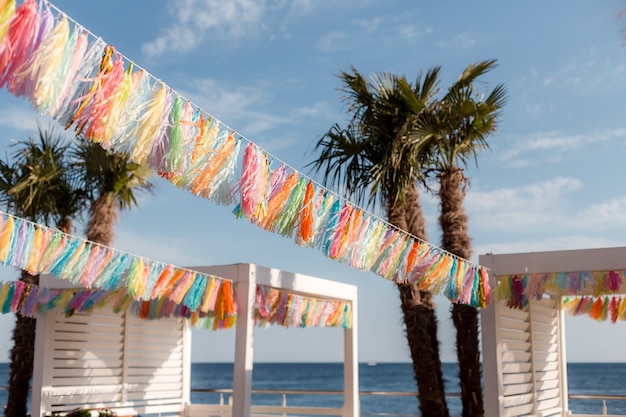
[182,318,192,409]
[343,299,359,417]
[556,296,569,413]
[31,310,51,417]
[231,264,256,417]
[479,256,503,417]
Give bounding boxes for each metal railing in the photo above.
[190,388,626,417]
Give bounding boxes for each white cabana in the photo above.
[30,263,358,417]
[480,247,626,417]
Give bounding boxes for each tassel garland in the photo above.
[0,0,489,307]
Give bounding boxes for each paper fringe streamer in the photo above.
[0,210,234,312]
[561,295,626,323]
[0,0,490,307]
[255,285,352,329]
[0,279,352,329]
[495,272,626,309]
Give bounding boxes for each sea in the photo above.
[0,362,624,416]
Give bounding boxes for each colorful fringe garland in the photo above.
[0,209,236,315]
[255,285,352,329]
[562,295,626,323]
[495,272,625,310]
[0,0,490,307]
[0,279,352,329]
[0,210,353,329]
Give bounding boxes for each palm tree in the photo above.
[404,59,507,417]
[73,139,153,246]
[309,67,450,417]
[0,126,85,417]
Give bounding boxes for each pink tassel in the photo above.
[239,143,268,220]
[84,53,126,142]
[0,0,16,46]
[0,0,39,88]
[9,7,63,100]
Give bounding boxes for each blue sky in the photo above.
[1,0,626,363]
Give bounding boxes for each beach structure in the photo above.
[31,263,358,417]
[480,248,626,417]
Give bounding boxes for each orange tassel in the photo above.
[67,45,114,132]
[149,265,176,298]
[260,172,299,230]
[589,297,603,320]
[296,181,315,244]
[189,132,235,196]
[404,241,420,277]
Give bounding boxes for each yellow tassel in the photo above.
[0,215,14,262]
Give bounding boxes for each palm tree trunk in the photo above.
[5,217,73,417]
[391,185,449,417]
[5,270,37,417]
[439,167,483,417]
[86,193,117,246]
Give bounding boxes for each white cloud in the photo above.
[499,128,626,162]
[316,31,351,52]
[142,0,268,57]
[465,176,583,232]
[397,24,433,41]
[178,77,293,137]
[0,106,42,132]
[577,196,626,228]
[142,0,318,57]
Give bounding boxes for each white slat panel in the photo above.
[534,352,558,363]
[126,375,183,384]
[52,368,122,378]
[498,304,529,321]
[503,403,534,417]
[529,303,557,317]
[534,361,558,372]
[502,363,531,373]
[52,341,121,352]
[502,383,533,396]
[127,340,183,351]
[53,330,123,342]
[126,350,183,360]
[502,372,532,385]
[52,358,123,369]
[532,332,558,344]
[499,318,530,331]
[52,350,122,360]
[532,322,557,334]
[537,388,560,401]
[49,393,123,404]
[502,393,533,407]
[50,376,122,386]
[126,326,182,337]
[127,358,183,368]
[537,397,561,411]
[126,367,182,377]
[538,405,564,416]
[536,370,559,381]
[499,329,530,342]
[127,382,183,392]
[536,379,559,390]
[533,341,558,353]
[126,390,183,401]
[501,351,531,363]
[56,314,123,326]
[42,306,186,417]
[499,341,530,352]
